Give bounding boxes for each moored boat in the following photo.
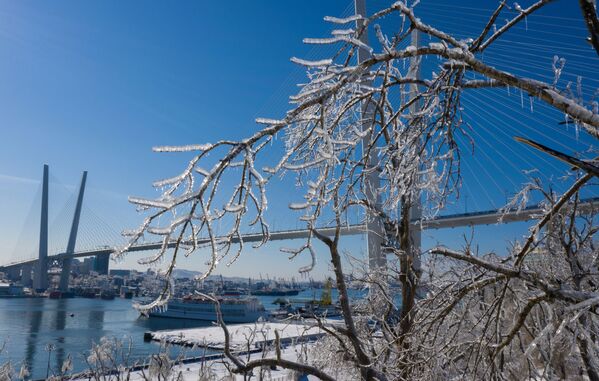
[47,289,75,299]
[99,290,115,300]
[148,294,267,323]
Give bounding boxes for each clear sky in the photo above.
[0,0,596,280]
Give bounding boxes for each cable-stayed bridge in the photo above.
[1,164,598,292]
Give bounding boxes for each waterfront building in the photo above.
[0,282,24,297]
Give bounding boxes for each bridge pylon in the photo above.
[33,164,49,291]
[59,171,87,292]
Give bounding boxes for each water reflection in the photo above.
[53,299,67,373]
[1,298,136,379]
[25,304,42,369]
[0,290,342,379]
[88,304,105,331]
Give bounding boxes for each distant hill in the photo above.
[171,269,250,283]
[172,269,202,279]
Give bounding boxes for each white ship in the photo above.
[149,293,267,323]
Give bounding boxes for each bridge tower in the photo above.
[93,253,110,275]
[354,0,423,269]
[355,0,385,270]
[58,171,87,292]
[408,28,423,266]
[33,164,49,291]
[21,264,33,287]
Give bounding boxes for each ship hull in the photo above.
[149,309,265,323]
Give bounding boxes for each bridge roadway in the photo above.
[2,197,597,269]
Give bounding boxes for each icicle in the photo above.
[520,89,524,108]
[529,97,534,113]
[552,56,566,87]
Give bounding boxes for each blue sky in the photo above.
[0,1,596,279]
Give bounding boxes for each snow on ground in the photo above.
[131,345,315,381]
[71,344,317,381]
[147,321,325,351]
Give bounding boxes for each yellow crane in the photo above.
[320,278,333,306]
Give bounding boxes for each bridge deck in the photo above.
[3,197,597,269]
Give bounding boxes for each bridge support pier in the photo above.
[94,253,109,275]
[355,0,386,272]
[6,266,21,281]
[21,264,32,287]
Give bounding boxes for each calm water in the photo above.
[0,288,365,379]
[0,297,212,379]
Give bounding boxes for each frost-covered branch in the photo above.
[579,0,599,56]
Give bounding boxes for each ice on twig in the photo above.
[303,36,372,53]
[153,174,186,188]
[289,202,310,210]
[283,157,327,170]
[153,144,212,152]
[128,197,173,209]
[224,204,245,213]
[290,57,333,67]
[255,118,286,126]
[147,226,172,235]
[303,37,345,45]
[194,167,211,177]
[323,14,363,24]
[332,28,354,36]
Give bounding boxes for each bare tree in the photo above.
[118,1,599,380]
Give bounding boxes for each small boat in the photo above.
[120,287,135,299]
[47,290,75,299]
[270,279,340,319]
[149,294,267,323]
[74,287,99,298]
[252,288,300,296]
[99,290,115,300]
